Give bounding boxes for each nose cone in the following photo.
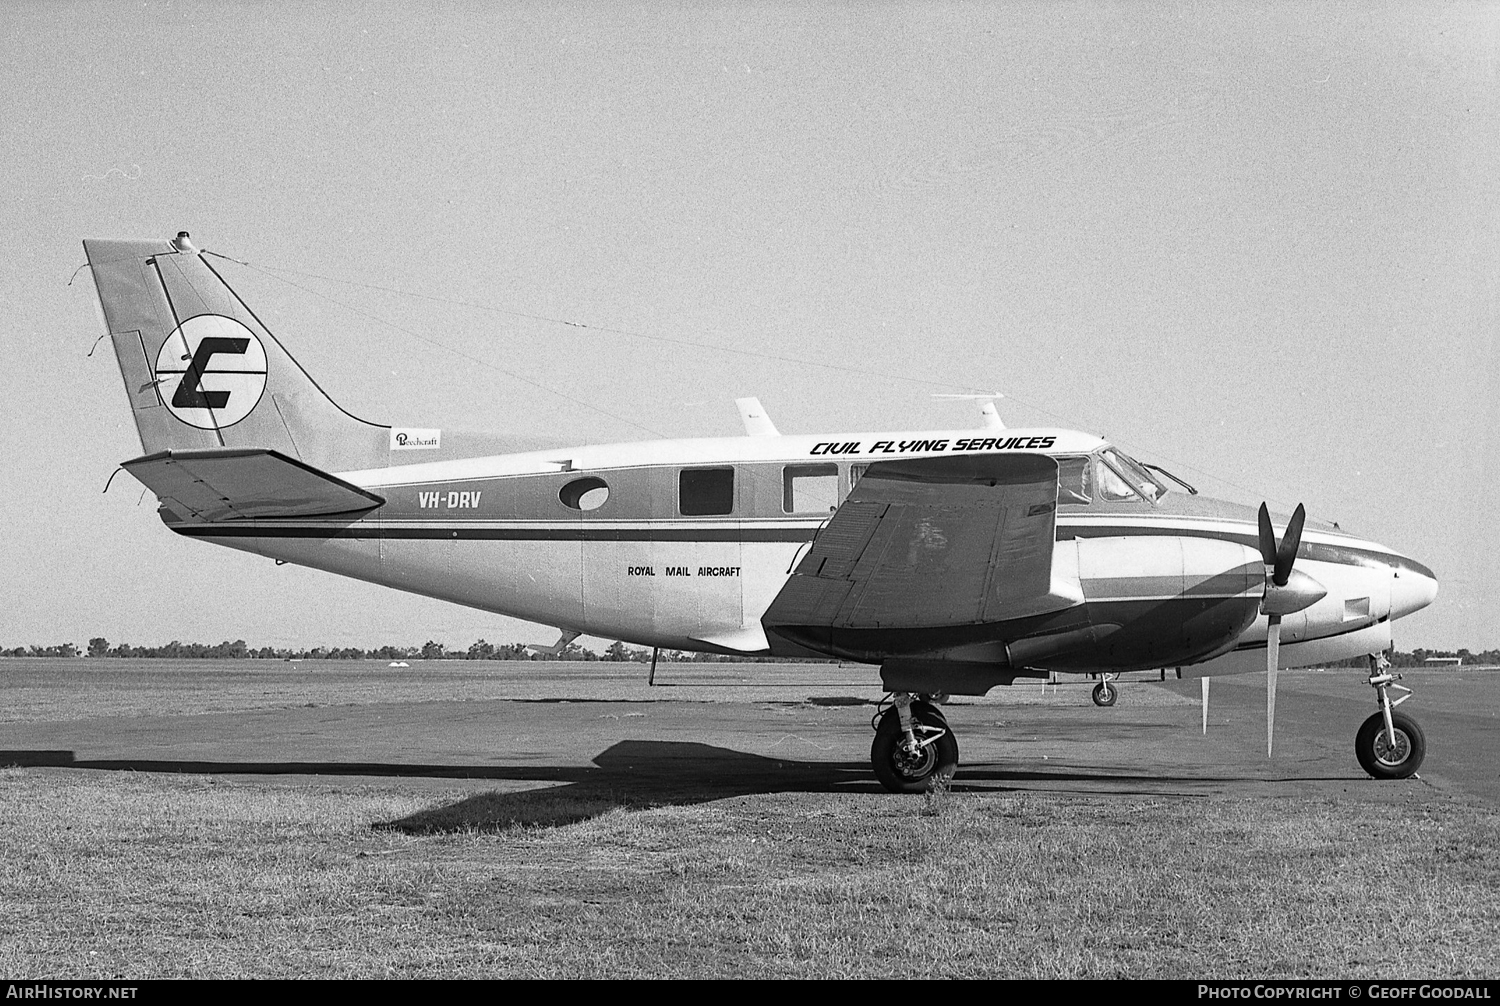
[1390,560,1439,620]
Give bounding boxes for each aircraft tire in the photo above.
[1355,711,1426,780]
[871,707,958,794]
[1091,682,1117,707]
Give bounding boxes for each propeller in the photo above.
[1256,502,1326,756]
[1201,677,1210,735]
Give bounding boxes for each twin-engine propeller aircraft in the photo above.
[83,233,1439,792]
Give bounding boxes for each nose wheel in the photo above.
[1356,711,1425,779]
[1091,674,1118,707]
[871,694,958,793]
[1357,657,1425,780]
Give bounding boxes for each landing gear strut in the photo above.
[1091,673,1118,707]
[1355,654,1425,780]
[871,693,958,793]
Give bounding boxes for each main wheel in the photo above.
[871,707,958,794]
[1355,711,1426,780]
[1091,681,1117,707]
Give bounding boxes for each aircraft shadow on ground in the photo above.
[0,742,1343,832]
[0,742,870,829]
[377,741,875,832]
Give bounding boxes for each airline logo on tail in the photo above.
[153,315,268,429]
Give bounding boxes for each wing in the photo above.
[762,453,1080,648]
[121,447,385,521]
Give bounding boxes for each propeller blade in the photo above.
[1201,677,1210,735]
[1266,615,1281,757]
[1274,504,1307,586]
[1257,503,1277,568]
[1256,505,1305,756]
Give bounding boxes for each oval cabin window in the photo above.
[559,476,609,511]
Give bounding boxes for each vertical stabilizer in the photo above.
[84,233,390,473]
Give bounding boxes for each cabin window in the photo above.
[782,464,839,514]
[850,464,869,488]
[679,467,735,516]
[559,476,610,511]
[1057,456,1092,505]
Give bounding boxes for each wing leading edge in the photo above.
[762,453,1081,656]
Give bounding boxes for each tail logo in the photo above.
[154,315,268,430]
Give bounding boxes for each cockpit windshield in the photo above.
[1096,448,1168,504]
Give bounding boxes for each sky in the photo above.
[2,2,1496,652]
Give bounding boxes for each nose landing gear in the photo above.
[1355,655,1426,780]
[1090,673,1118,707]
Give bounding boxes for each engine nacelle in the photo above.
[1031,535,1264,671]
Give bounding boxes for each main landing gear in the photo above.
[1090,673,1118,707]
[1355,655,1426,780]
[871,693,958,793]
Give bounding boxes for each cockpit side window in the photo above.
[1057,456,1092,505]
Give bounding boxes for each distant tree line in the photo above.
[6,643,82,658]
[1332,647,1499,668]
[0,638,823,663]
[1,639,1493,666]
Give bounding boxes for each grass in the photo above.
[1,767,1496,979]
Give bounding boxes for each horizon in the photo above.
[7,636,1493,663]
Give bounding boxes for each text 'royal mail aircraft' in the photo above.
[82,233,1439,792]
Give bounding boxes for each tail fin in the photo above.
[83,232,389,473]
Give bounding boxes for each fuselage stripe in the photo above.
[170,525,813,542]
[164,519,1428,578]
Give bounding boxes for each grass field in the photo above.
[2,659,1497,978]
[1,768,1497,978]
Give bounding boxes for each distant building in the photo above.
[1423,656,1462,666]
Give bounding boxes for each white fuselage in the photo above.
[165,426,1436,672]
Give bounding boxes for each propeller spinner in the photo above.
[1257,503,1327,756]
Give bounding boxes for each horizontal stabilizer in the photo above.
[121,448,385,522]
[526,630,581,657]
